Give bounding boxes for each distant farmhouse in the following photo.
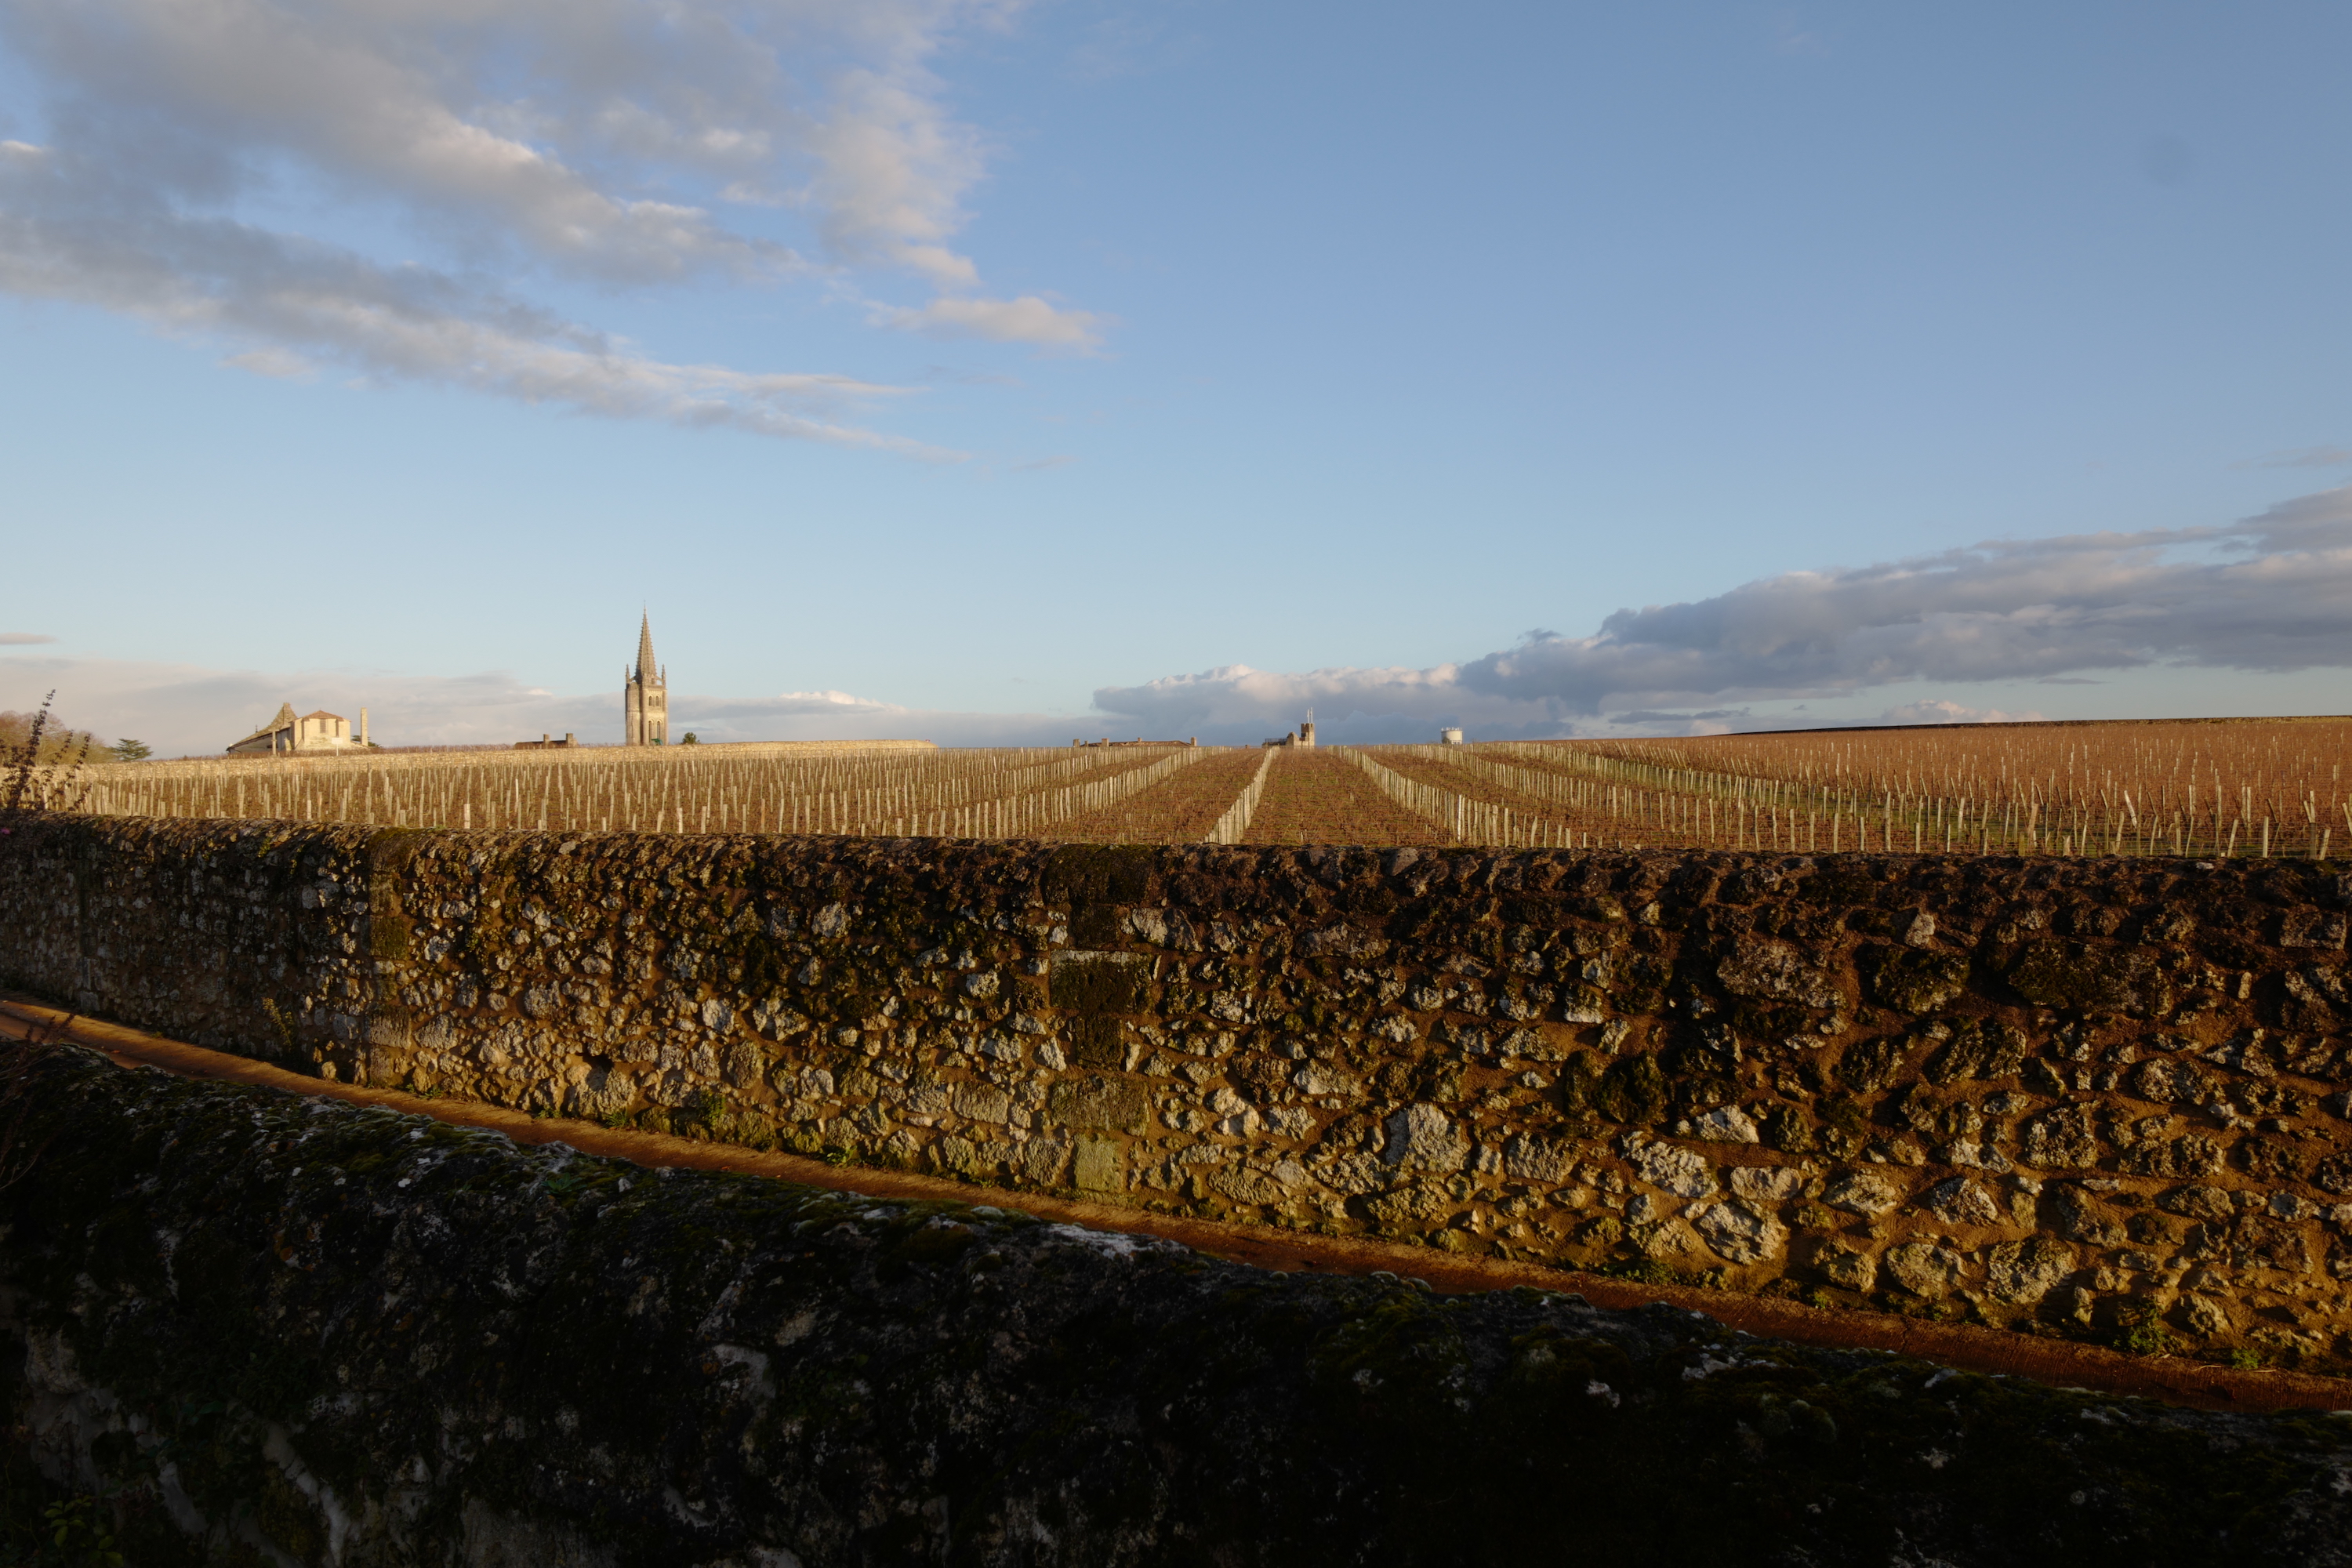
[226,704,375,756]
[624,612,669,746]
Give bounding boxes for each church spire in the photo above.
[636,611,658,684]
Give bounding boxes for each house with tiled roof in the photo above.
[226,703,375,756]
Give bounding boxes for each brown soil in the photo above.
[1378,748,1704,849]
[1243,750,1447,848]
[5,992,2346,1417]
[1042,747,1269,843]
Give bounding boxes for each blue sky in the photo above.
[3,0,2350,754]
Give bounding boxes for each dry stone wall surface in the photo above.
[17,1051,2352,1567]
[7,818,2352,1367]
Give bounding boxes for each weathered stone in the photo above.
[1019,1134,1075,1185]
[1816,1242,1878,1291]
[1383,1104,1470,1171]
[1918,1177,2003,1228]
[1624,1134,1717,1198]
[1364,1182,1453,1228]
[1940,1140,2014,1174]
[1502,1133,1576,1184]
[1688,1199,1788,1264]
[1692,1105,1761,1143]
[1210,1167,1289,1206]
[10,821,2352,1367]
[2229,1214,2313,1274]
[2046,1185,2125,1246]
[1298,924,1388,960]
[2132,1056,2207,1105]
[2018,1105,2096,1171]
[722,1040,765,1089]
[2122,1134,2223,1179]
[21,1055,2352,1566]
[567,1065,633,1120]
[1730,1165,1805,1204]
[1717,935,1838,1009]
[1635,1216,1707,1260]
[2281,909,2347,949]
[952,1082,1014,1123]
[1821,1168,1904,1217]
[2179,1294,2238,1338]
[1294,1062,1363,1097]
[1884,1241,1965,1298]
[2006,940,2161,1015]
[1986,1237,2076,1304]
[1871,949,1971,1014]
[1046,1075,1149,1131]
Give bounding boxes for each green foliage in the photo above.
[680,732,699,745]
[2115,1305,2179,1358]
[46,1498,124,1568]
[0,1494,129,1568]
[103,739,150,764]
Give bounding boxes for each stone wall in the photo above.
[6,816,2352,1369]
[9,1048,2352,1567]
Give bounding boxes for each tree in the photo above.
[0,704,98,765]
[1,691,96,815]
[681,731,699,745]
[108,739,152,763]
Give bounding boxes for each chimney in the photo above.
[360,707,370,746]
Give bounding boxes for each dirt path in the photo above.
[4,992,2346,1415]
[1243,750,1445,848]
[1040,747,1269,843]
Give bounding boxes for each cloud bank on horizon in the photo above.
[0,0,1095,452]
[9,488,2352,755]
[1093,485,2352,739]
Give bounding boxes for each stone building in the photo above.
[226,704,372,756]
[1262,713,1317,748]
[623,613,668,746]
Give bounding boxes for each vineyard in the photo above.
[60,741,1207,839]
[26,717,2352,858]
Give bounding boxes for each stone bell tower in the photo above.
[623,612,668,746]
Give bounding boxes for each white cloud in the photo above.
[0,139,950,452]
[1871,699,2045,725]
[0,655,1085,757]
[0,0,1094,439]
[26,489,2350,758]
[220,346,315,379]
[0,633,56,645]
[1093,487,2352,739]
[2234,445,2352,470]
[880,293,1109,350]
